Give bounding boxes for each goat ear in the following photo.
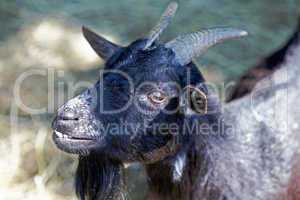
[82,26,121,61]
[180,86,207,115]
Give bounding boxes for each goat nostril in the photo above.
[59,112,79,121]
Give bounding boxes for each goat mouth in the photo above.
[53,130,95,142]
[53,130,100,155]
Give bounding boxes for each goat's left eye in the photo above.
[148,91,168,104]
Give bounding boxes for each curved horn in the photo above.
[165,28,248,66]
[82,26,121,60]
[144,2,178,50]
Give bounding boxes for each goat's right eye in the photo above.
[147,91,168,105]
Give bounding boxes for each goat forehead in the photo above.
[103,63,179,88]
[147,68,179,82]
[109,43,173,70]
[127,67,180,88]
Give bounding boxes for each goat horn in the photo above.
[165,28,248,66]
[82,26,121,60]
[144,2,178,50]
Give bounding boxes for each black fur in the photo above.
[75,153,125,200]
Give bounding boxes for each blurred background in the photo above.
[0,0,299,199]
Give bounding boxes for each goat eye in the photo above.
[148,91,168,104]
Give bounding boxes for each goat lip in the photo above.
[53,130,94,141]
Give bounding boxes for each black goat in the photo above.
[52,2,300,200]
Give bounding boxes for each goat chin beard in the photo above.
[75,153,126,200]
